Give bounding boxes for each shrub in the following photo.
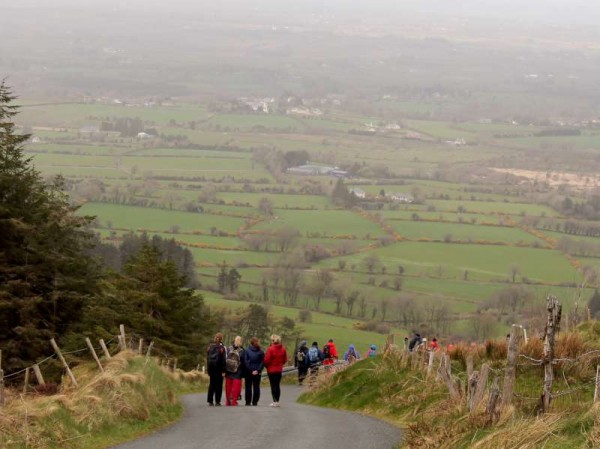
[298,309,312,323]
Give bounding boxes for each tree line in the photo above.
[0,83,216,376]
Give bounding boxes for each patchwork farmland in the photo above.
[17,100,600,348]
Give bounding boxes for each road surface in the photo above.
[112,386,402,449]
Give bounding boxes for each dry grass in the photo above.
[470,414,562,449]
[0,352,203,449]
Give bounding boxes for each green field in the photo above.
[391,220,545,245]
[203,295,399,353]
[17,96,598,342]
[79,202,246,233]
[254,210,385,238]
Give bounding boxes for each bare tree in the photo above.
[510,264,521,283]
[380,298,389,321]
[363,254,380,274]
[258,197,274,216]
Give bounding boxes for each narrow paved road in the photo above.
[112,386,402,449]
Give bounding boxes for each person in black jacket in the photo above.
[206,332,226,406]
[243,336,265,406]
[294,340,309,385]
[408,333,422,352]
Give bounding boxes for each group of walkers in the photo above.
[293,340,378,385]
[405,333,440,352]
[206,332,287,407]
[206,333,380,406]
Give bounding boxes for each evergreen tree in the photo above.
[331,178,354,208]
[0,82,99,372]
[217,266,228,292]
[227,268,241,293]
[111,245,213,367]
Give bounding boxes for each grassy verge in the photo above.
[299,325,600,448]
[0,353,207,449]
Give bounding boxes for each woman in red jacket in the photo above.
[264,334,288,407]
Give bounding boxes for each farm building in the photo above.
[287,164,348,177]
[350,188,366,198]
[387,193,413,203]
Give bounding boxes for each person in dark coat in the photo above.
[294,340,309,386]
[243,336,264,406]
[408,333,422,352]
[225,335,245,406]
[206,332,226,406]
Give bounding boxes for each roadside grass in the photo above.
[0,353,206,449]
[300,325,600,448]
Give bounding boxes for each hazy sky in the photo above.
[5,0,600,26]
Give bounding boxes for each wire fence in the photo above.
[0,326,182,406]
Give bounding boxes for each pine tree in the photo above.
[0,82,99,372]
[112,245,213,367]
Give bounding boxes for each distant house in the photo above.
[446,138,466,146]
[286,164,348,177]
[387,193,413,203]
[350,188,366,199]
[79,125,100,134]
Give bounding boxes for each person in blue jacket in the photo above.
[243,336,265,406]
[365,344,377,358]
[307,341,324,378]
[343,344,361,363]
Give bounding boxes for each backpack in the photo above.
[308,346,319,363]
[323,344,331,359]
[226,347,241,373]
[208,343,222,368]
[296,349,306,363]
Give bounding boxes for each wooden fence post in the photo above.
[50,338,78,387]
[119,324,126,351]
[427,351,435,378]
[487,376,500,423]
[466,355,474,382]
[173,359,178,372]
[0,350,4,406]
[85,338,104,372]
[99,339,112,360]
[33,364,45,386]
[138,338,144,355]
[467,371,479,410]
[410,351,418,371]
[439,354,461,400]
[22,367,30,394]
[470,363,490,413]
[595,365,600,403]
[385,334,394,353]
[540,296,561,413]
[146,341,154,358]
[500,324,522,410]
